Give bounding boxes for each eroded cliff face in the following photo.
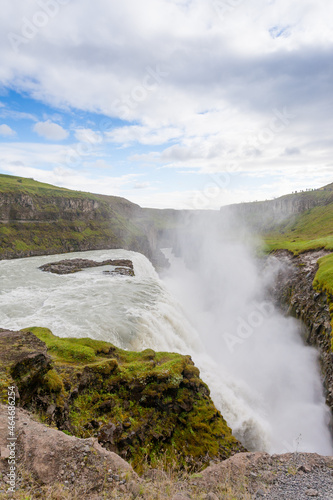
[0,190,169,267]
[228,195,326,218]
[223,186,333,231]
[269,250,333,412]
[0,192,103,222]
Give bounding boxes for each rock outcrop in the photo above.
[197,451,333,499]
[0,328,244,475]
[39,258,135,276]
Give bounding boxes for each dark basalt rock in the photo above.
[39,258,134,276]
[0,329,52,405]
[269,249,333,412]
[103,267,135,276]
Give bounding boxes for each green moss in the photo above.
[0,226,13,236]
[12,327,244,472]
[13,239,30,251]
[22,327,97,364]
[0,372,13,404]
[313,254,333,296]
[42,369,64,393]
[85,359,119,375]
[312,254,333,350]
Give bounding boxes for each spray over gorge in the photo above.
[161,212,333,454]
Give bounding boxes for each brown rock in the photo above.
[0,404,136,489]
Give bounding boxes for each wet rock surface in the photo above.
[269,249,333,412]
[39,258,135,276]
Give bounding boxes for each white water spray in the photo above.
[160,214,333,454]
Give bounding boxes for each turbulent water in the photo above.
[0,246,332,455]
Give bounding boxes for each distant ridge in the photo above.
[222,182,333,233]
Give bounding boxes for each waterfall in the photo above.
[0,246,332,454]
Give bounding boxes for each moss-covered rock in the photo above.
[0,329,52,405]
[0,327,244,472]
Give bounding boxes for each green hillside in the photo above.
[224,181,333,256]
[0,173,130,203]
[0,173,160,263]
[237,185,333,335]
[264,202,333,255]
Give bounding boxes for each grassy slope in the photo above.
[224,182,333,301]
[0,173,130,204]
[0,174,183,262]
[264,203,333,254]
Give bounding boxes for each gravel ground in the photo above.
[198,452,333,500]
[265,465,333,499]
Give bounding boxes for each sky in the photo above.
[0,0,332,209]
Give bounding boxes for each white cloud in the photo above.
[75,128,102,144]
[0,124,16,137]
[106,125,182,146]
[132,182,152,190]
[0,109,37,122]
[2,0,332,127]
[87,159,113,169]
[33,120,68,141]
[0,141,91,172]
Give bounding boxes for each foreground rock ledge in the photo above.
[1,406,333,499]
[0,404,135,496]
